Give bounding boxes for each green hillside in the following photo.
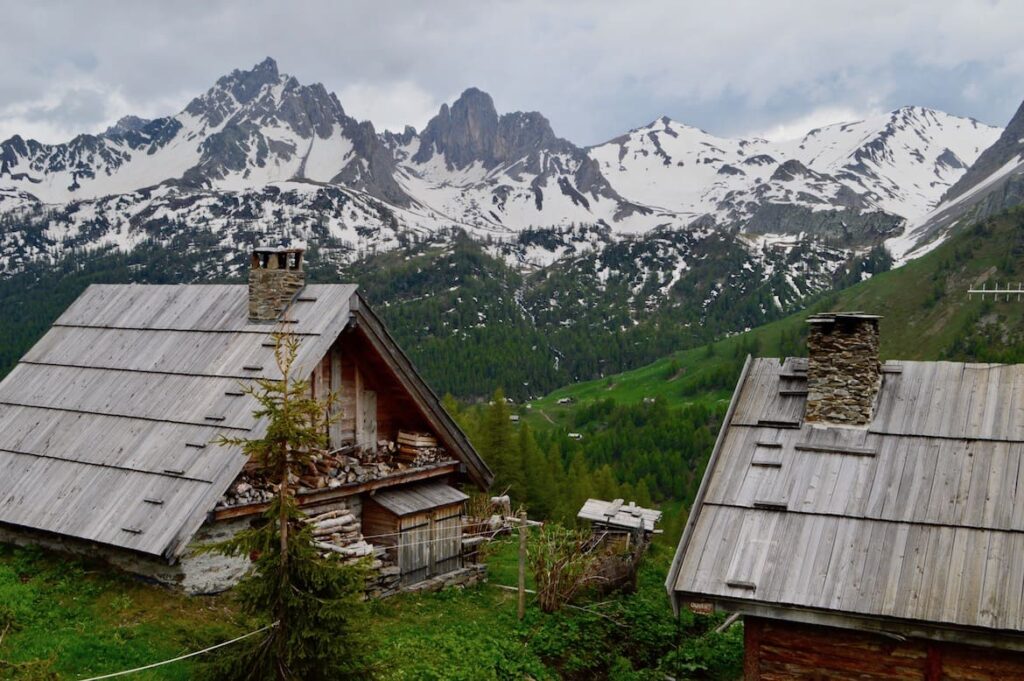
[525,207,1024,429]
[0,540,741,680]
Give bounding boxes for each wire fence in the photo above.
[76,622,278,681]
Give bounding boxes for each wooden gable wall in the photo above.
[313,326,434,452]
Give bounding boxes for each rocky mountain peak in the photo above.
[104,115,152,136]
[226,57,281,102]
[413,87,561,169]
[940,99,1024,204]
[413,87,500,168]
[184,57,284,128]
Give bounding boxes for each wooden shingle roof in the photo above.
[0,283,491,560]
[668,357,1024,638]
[577,498,662,532]
[372,482,468,516]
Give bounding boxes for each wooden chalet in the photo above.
[0,244,492,594]
[668,313,1024,679]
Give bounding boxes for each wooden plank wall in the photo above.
[744,617,1024,680]
[361,497,397,550]
[335,351,357,445]
[432,506,463,575]
[398,511,432,586]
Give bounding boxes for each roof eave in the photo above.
[666,354,753,615]
[680,593,1024,652]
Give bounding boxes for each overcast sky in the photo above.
[2,1,1023,146]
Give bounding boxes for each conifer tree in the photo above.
[518,422,553,517]
[481,388,525,501]
[203,330,376,681]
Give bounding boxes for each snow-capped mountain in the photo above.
[0,57,1006,268]
[387,88,662,235]
[590,108,1000,235]
[889,100,1024,259]
[1,56,1017,399]
[0,57,406,207]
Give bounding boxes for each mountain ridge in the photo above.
[0,57,1005,254]
[0,57,1020,401]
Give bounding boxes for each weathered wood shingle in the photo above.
[0,282,491,560]
[669,357,1024,635]
[0,284,359,559]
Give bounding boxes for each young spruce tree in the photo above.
[203,330,376,681]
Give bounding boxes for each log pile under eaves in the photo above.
[216,436,451,508]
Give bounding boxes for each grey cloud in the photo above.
[0,0,1021,145]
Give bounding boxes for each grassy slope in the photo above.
[524,208,1024,430]
[0,540,740,680]
[0,544,248,680]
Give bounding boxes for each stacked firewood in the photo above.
[217,437,451,507]
[395,430,447,466]
[220,475,275,506]
[304,508,375,565]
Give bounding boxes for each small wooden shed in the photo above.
[578,498,662,539]
[363,482,469,586]
[578,498,662,593]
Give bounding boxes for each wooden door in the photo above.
[398,515,432,586]
[432,507,463,575]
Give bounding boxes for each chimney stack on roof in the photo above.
[248,243,306,321]
[805,313,882,426]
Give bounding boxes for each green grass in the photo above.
[0,539,742,680]
[0,544,249,680]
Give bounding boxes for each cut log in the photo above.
[310,515,356,533]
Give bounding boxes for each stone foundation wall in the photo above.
[805,315,881,426]
[248,268,305,321]
[0,520,253,595]
[393,564,487,596]
[1,498,485,599]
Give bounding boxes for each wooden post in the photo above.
[518,509,527,620]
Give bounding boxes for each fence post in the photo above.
[518,509,527,620]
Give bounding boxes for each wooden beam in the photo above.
[211,462,459,521]
[354,367,364,446]
[795,442,877,457]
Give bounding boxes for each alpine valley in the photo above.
[1,57,1022,399]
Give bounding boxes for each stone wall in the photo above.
[248,268,305,321]
[805,314,881,426]
[0,519,253,595]
[395,564,487,596]
[0,495,486,598]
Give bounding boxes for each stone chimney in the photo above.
[248,244,306,321]
[805,313,882,426]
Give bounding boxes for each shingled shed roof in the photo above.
[668,356,1024,641]
[372,481,468,517]
[0,283,491,560]
[578,498,661,532]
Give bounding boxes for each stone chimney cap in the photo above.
[254,238,307,253]
[806,312,882,324]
